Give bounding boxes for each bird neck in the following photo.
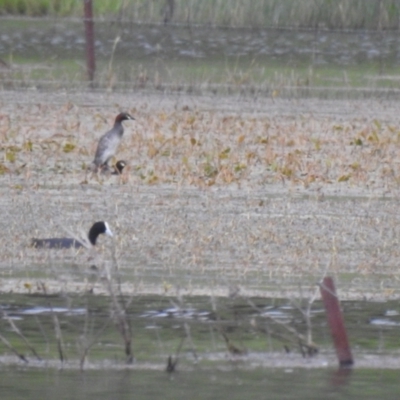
[88,229,98,245]
[113,121,125,136]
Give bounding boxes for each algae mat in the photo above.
[0,91,400,300]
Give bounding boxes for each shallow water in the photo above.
[4,367,400,400]
[1,293,400,366]
[1,19,400,96]
[1,93,400,302]
[0,19,397,66]
[4,183,400,301]
[1,292,400,398]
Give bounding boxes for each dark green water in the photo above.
[1,366,399,400]
[2,293,400,359]
[1,292,400,398]
[2,293,400,364]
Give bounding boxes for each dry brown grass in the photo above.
[1,92,400,300]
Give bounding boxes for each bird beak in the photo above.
[104,222,114,237]
[106,228,114,237]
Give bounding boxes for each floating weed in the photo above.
[23,140,33,152]
[63,142,76,153]
[23,282,32,293]
[145,170,158,185]
[234,163,247,173]
[350,162,361,171]
[280,165,293,178]
[219,147,230,160]
[270,161,278,172]
[78,147,90,156]
[286,139,296,147]
[237,135,245,144]
[147,175,158,184]
[186,115,196,126]
[203,162,218,178]
[182,156,189,168]
[5,149,16,162]
[351,138,363,146]
[246,152,257,161]
[7,145,22,152]
[257,136,269,144]
[367,130,380,144]
[219,166,236,184]
[0,163,10,174]
[311,138,321,151]
[373,119,382,131]
[40,140,60,151]
[170,122,178,134]
[147,143,158,158]
[338,174,351,182]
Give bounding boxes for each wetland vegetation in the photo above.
[1,0,400,30]
[1,2,400,397]
[1,93,400,376]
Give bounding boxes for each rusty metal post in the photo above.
[320,277,354,368]
[83,0,95,83]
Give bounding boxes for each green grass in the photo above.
[0,0,123,17]
[1,0,400,30]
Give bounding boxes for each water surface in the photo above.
[1,19,399,95]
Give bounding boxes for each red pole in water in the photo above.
[83,0,95,83]
[320,277,354,368]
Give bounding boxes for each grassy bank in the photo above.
[1,0,400,30]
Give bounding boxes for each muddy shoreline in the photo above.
[1,91,400,300]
